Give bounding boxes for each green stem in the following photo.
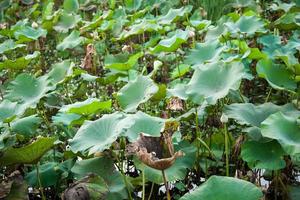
[224,123,229,176]
[265,88,272,103]
[147,182,154,200]
[36,163,46,200]
[162,170,171,200]
[142,169,145,200]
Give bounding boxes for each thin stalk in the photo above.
[162,170,171,200]
[142,169,145,200]
[239,89,245,103]
[147,182,154,200]
[224,123,229,176]
[36,163,46,200]
[116,155,133,200]
[265,88,272,103]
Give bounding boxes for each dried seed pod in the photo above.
[167,97,184,111]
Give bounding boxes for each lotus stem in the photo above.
[142,169,145,200]
[224,123,229,176]
[162,170,171,200]
[36,162,46,200]
[147,182,154,200]
[265,88,272,103]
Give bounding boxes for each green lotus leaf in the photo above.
[52,112,81,126]
[150,29,189,53]
[167,83,189,100]
[63,0,79,13]
[135,141,196,184]
[190,8,211,30]
[171,64,191,79]
[54,12,81,33]
[56,30,84,51]
[69,113,126,155]
[225,15,265,36]
[71,157,128,200]
[125,0,142,12]
[257,34,281,58]
[256,59,296,91]
[0,100,25,123]
[158,6,192,25]
[121,111,165,142]
[241,140,286,170]
[185,40,225,66]
[205,24,227,41]
[275,12,300,30]
[0,51,40,70]
[5,73,52,109]
[14,26,47,41]
[270,1,296,12]
[11,115,41,137]
[186,61,244,104]
[25,162,62,187]
[118,19,162,40]
[261,112,300,156]
[0,39,26,54]
[224,103,300,127]
[180,176,263,200]
[47,60,74,85]
[104,52,143,71]
[0,137,56,166]
[116,75,158,112]
[80,10,112,32]
[60,98,112,115]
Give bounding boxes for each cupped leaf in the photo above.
[54,12,81,33]
[47,60,73,85]
[56,30,84,51]
[60,98,111,115]
[11,115,41,137]
[224,103,300,127]
[14,26,47,41]
[187,61,244,104]
[0,137,56,166]
[104,52,143,71]
[158,6,192,25]
[241,140,286,170]
[5,73,51,109]
[63,0,79,13]
[256,59,296,91]
[150,29,189,53]
[71,157,128,200]
[116,76,158,112]
[0,39,26,54]
[0,100,24,123]
[121,111,165,142]
[225,15,265,36]
[185,40,225,66]
[261,112,300,155]
[69,113,126,155]
[180,176,263,200]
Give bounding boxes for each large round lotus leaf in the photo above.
[120,111,165,142]
[180,176,263,200]
[0,39,25,54]
[56,30,84,51]
[47,60,73,85]
[25,162,62,187]
[11,115,41,137]
[158,6,192,25]
[186,61,244,105]
[59,98,111,115]
[116,76,158,112]
[185,40,225,66]
[104,52,143,71]
[224,103,300,127]
[0,100,24,123]
[256,59,296,91]
[0,51,40,70]
[69,113,126,155]
[63,0,79,13]
[5,73,51,109]
[261,112,300,156]
[14,26,47,41]
[151,29,189,53]
[241,140,286,170]
[71,157,128,200]
[0,137,56,166]
[54,12,81,33]
[225,15,265,36]
[275,12,300,30]
[134,141,196,184]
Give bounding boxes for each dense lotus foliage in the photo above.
[0,0,300,199]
